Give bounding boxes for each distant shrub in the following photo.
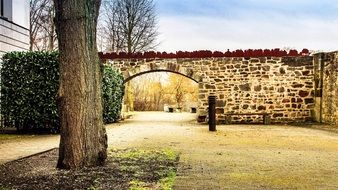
[0,51,124,133]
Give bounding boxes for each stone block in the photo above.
[299,90,309,97]
[292,83,304,88]
[232,105,240,110]
[234,64,241,69]
[242,104,249,109]
[216,108,224,114]
[282,99,290,103]
[302,70,310,76]
[258,106,266,110]
[254,85,262,91]
[205,84,216,89]
[273,113,284,118]
[239,83,251,91]
[294,71,302,76]
[262,65,270,71]
[291,98,303,103]
[305,98,314,104]
[279,67,286,74]
[216,100,226,107]
[250,58,260,63]
[226,65,234,69]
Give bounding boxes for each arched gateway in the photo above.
[99,49,315,124]
[118,61,200,83]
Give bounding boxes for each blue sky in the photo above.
[155,0,338,52]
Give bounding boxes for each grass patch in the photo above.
[0,134,36,141]
[0,148,179,190]
[110,148,179,190]
[0,134,21,140]
[0,186,7,190]
[158,171,176,190]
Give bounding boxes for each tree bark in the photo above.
[54,0,107,169]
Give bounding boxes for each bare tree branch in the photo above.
[30,0,57,51]
[99,0,158,53]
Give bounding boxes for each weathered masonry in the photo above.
[99,50,338,124]
[313,52,338,125]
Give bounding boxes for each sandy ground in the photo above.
[0,134,59,164]
[1,111,338,189]
[106,112,338,190]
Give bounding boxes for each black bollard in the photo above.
[208,95,216,131]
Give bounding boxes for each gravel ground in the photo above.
[1,111,338,189]
[106,112,338,189]
[0,134,59,164]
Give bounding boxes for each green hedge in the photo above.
[0,51,124,133]
[1,52,59,132]
[102,66,125,124]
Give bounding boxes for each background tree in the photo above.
[99,0,158,53]
[30,0,57,51]
[151,81,164,110]
[164,74,198,109]
[124,81,134,111]
[126,73,198,111]
[54,0,107,169]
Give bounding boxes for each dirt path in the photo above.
[1,112,338,189]
[0,134,59,164]
[106,112,338,189]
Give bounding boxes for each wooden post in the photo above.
[208,96,216,131]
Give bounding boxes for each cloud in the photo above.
[157,15,338,52]
[157,0,338,19]
[155,0,338,52]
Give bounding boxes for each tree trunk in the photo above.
[54,0,107,169]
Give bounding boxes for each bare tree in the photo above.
[174,82,184,108]
[54,0,107,169]
[152,82,164,110]
[100,0,158,53]
[30,0,57,51]
[164,74,198,109]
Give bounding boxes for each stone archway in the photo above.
[115,60,201,84]
[113,60,201,115]
[124,70,198,83]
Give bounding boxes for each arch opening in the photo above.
[122,71,199,115]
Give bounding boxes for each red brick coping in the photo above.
[99,49,310,60]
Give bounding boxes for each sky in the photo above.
[156,0,338,52]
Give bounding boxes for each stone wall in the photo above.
[195,57,314,123]
[313,52,338,125]
[106,55,315,124]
